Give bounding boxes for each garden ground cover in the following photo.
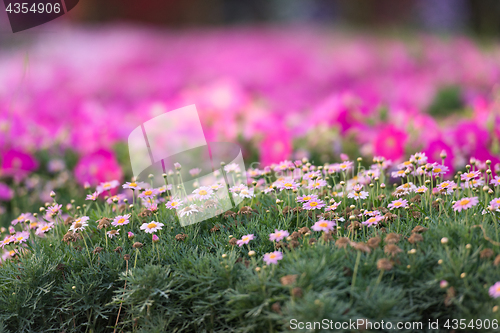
[1,154,500,332]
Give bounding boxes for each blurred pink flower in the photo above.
[258,124,292,167]
[74,149,123,187]
[0,149,38,180]
[373,125,407,161]
[0,183,13,201]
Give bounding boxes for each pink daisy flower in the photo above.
[86,191,99,201]
[236,234,254,247]
[140,221,164,234]
[337,161,353,171]
[210,183,224,191]
[70,217,90,232]
[269,230,290,242]
[311,220,336,232]
[414,186,428,194]
[488,282,500,298]
[325,201,341,211]
[391,169,407,178]
[112,214,131,227]
[307,179,327,190]
[46,204,62,217]
[0,235,14,248]
[430,164,449,176]
[239,188,255,198]
[409,152,428,165]
[490,176,500,187]
[461,179,483,189]
[263,251,283,265]
[490,198,500,209]
[436,181,456,195]
[363,210,380,217]
[107,229,120,238]
[122,181,146,190]
[362,216,383,227]
[347,191,369,200]
[276,180,299,191]
[165,199,183,210]
[13,231,30,244]
[229,184,247,193]
[303,199,325,210]
[397,161,413,169]
[35,222,54,236]
[106,194,127,205]
[453,197,478,212]
[97,180,120,194]
[461,171,481,181]
[296,194,319,203]
[138,189,158,200]
[192,186,214,200]
[388,199,408,210]
[11,213,32,225]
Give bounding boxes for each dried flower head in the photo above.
[384,244,403,256]
[377,258,393,271]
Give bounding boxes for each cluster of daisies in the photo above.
[2,153,500,301]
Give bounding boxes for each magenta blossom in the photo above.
[373,125,407,162]
[74,149,123,187]
[488,282,500,298]
[0,149,38,180]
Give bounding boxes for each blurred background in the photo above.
[1,0,500,218]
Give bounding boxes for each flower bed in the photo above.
[1,153,500,332]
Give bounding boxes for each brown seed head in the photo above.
[384,233,401,244]
[480,248,494,259]
[280,274,298,286]
[411,225,428,233]
[132,242,143,249]
[291,287,303,298]
[367,237,381,249]
[408,233,423,244]
[384,244,403,256]
[335,237,350,249]
[377,258,393,271]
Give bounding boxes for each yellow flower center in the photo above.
[434,168,441,173]
[242,237,249,242]
[284,183,293,187]
[9,250,15,256]
[41,226,49,231]
[441,183,449,187]
[147,223,157,229]
[309,201,318,207]
[117,218,125,224]
[199,190,208,196]
[16,237,23,241]
[393,202,402,206]
[397,170,405,174]
[130,182,137,187]
[368,218,376,223]
[319,222,328,228]
[303,196,311,201]
[144,190,153,196]
[103,183,111,189]
[269,253,277,259]
[171,202,178,206]
[459,199,470,206]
